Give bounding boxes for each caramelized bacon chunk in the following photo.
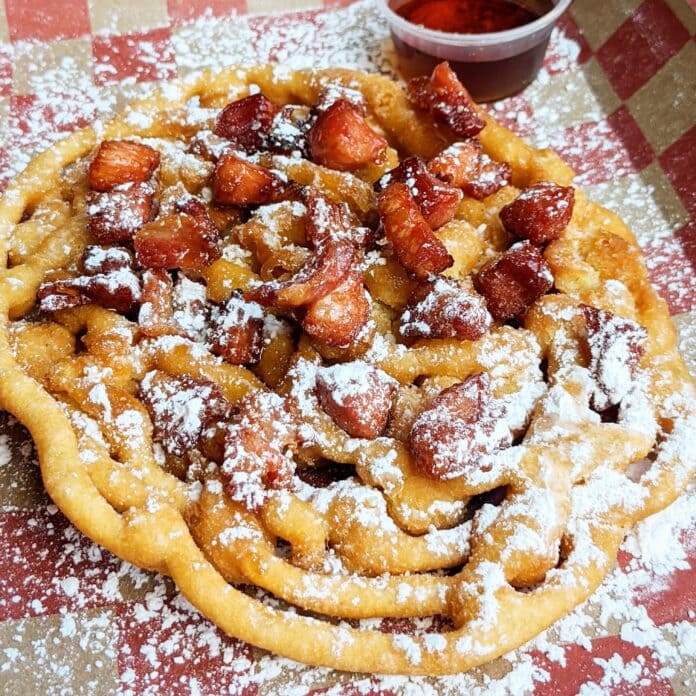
[316,360,397,439]
[139,371,230,458]
[134,203,221,272]
[139,272,209,340]
[88,140,160,192]
[213,93,280,152]
[81,245,133,274]
[408,62,485,138]
[308,99,387,172]
[499,182,575,245]
[208,293,265,365]
[38,246,141,313]
[400,277,491,341]
[580,304,647,410]
[265,105,312,156]
[376,182,453,280]
[376,156,462,229]
[474,241,553,320]
[409,373,510,480]
[246,190,359,309]
[213,152,287,207]
[87,181,156,244]
[303,270,370,348]
[221,391,297,511]
[428,140,511,200]
[138,270,176,337]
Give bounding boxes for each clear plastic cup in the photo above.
[378,0,574,102]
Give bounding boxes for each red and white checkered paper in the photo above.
[0,1,694,694]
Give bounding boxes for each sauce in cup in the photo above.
[380,0,571,102]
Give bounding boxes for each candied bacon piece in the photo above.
[428,140,511,200]
[408,62,485,138]
[138,371,231,459]
[38,258,141,314]
[213,152,287,207]
[400,277,491,341]
[376,156,462,229]
[302,270,370,348]
[249,236,356,308]
[265,105,312,156]
[499,182,575,245]
[81,245,133,274]
[308,99,387,172]
[315,360,398,439]
[221,391,297,511]
[213,93,280,152]
[134,208,221,272]
[208,293,265,365]
[408,373,510,480]
[245,190,360,309]
[302,187,367,249]
[87,181,156,244]
[580,304,647,411]
[88,140,160,192]
[376,182,453,280]
[473,241,553,321]
[138,269,177,338]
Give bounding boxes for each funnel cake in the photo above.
[0,63,693,676]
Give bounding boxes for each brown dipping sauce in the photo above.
[391,0,555,102]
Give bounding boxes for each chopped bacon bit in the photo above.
[81,245,133,274]
[245,190,360,309]
[474,241,553,320]
[428,140,511,200]
[303,270,370,348]
[409,373,510,480]
[87,181,156,244]
[213,93,280,152]
[213,152,287,207]
[308,99,388,172]
[138,270,177,338]
[376,182,453,280]
[400,277,491,341]
[580,304,647,410]
[316,360,397,439]
[265,105,312,156]
[139,371,230,459]
[499,182,575,245]
[88,140,160,192]
[221,391,297,511]
[38,250,141,314]
[133,209,221,272]
[208,293,265,365]
[303,187,367,249]
[376,156,462,229]
[408,62,485,138]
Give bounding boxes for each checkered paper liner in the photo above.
[0,0,694,693]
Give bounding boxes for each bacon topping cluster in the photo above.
[35,63,590,514]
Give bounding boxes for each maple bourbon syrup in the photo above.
[386,0,559,102]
